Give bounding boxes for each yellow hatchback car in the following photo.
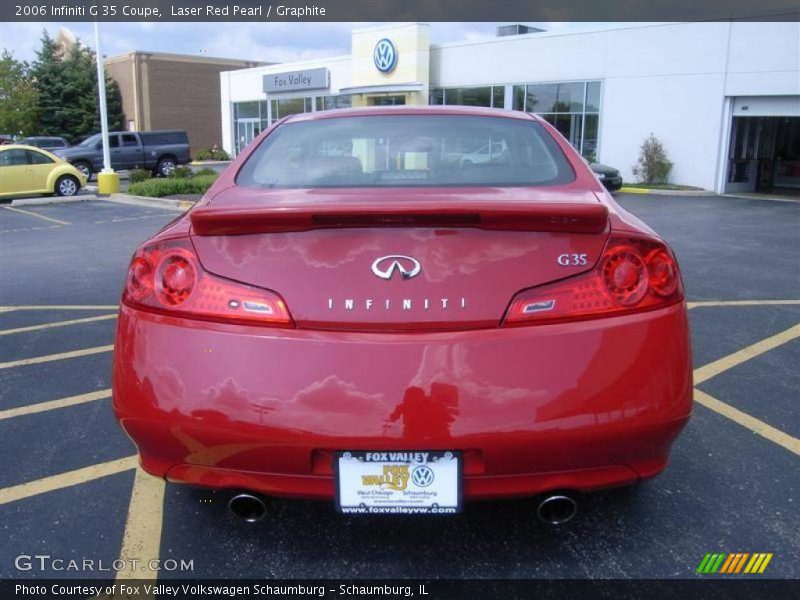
[0,145,87,199]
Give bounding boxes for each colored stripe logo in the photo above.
[697,553,773,574]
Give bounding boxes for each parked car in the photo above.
[53,130,190,179]
[16,136,70,151]
[113,107,690,524]
[460,140,508,165]
[590,162,623,192]
[0,145,86,198]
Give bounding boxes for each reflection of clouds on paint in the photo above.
[202,231,380,270]
[150,366,187,413]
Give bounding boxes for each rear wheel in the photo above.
[73,161,92,180]
[55,175,80,197]
[156,157,177,177]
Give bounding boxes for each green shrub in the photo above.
[632,133,673,185]
[129,174,218,198]
[192,167,219,178]
[130,169,152,184]
[169,165,193,179]
[194,147,230,161]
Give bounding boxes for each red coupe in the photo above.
[113,106,691,523]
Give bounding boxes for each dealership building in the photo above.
[220,22,800,194]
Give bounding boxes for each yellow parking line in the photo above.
[693,324,800,385]
[0,389,111,421]
[3,205,70,226]
[0,344,114,369]
[0,456,138,505]
[688,300,800,309]
[115,467,166,581]
[0,305,119,311]
[694,389,800,455]
[0,314,117,336]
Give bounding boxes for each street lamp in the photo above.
[93,21,119,194]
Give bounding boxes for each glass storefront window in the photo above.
[583,114,599,157]
[525,83,558,113]
[513,85,525,111]
[271,97,307,120]
[431,85,505,108]
[316,95,353,111]
[446,86,492,107]
[493,86,505,109]
[586,81,601,113]
[515,80,602,156]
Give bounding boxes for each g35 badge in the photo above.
[557,253,588,266]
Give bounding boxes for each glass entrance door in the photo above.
[235,119,262,155]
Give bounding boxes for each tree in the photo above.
[29,30,125,143]
[0,50,39,136]
[632,133,673,185]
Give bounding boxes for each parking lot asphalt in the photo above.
[0,194,798,580]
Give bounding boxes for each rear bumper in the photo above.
[113,302,692,500]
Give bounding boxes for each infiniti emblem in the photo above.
[371,255,421,280]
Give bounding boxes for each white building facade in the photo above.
[220,22,800,194]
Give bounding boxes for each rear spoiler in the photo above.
[190,203,609,236]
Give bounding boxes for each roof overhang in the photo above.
[337,83,425,94]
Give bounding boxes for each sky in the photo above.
[1,21,621,63]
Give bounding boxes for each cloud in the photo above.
[1,21,567,63]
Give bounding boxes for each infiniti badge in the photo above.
[371,255,421,281]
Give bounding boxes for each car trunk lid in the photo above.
[190,187,609,331]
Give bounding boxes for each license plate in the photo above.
[335,450,461,515]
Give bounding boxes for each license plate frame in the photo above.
[334,450,462,515]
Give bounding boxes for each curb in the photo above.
[11,194,98,207]
[618,187,713,196]
[104,193,194,212]
[190,160,231,166]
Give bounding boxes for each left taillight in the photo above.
[504,235,684,326]
[122,238,293,327]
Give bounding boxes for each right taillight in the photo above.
[504,235,684,326]
[122,238,293,327]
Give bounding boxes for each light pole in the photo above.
[93,21,119,194]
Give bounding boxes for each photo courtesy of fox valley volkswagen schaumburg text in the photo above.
[0,1,798,597]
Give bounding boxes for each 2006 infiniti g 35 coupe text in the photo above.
[113,106,691,522]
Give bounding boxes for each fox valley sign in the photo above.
[263,68,329,93]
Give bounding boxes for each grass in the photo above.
[128,174,218,198]
[622,183,704,191]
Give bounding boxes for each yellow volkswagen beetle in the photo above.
[0,144,87,199]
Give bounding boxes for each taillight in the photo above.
[122,238,292,327]
[504,236,683,326]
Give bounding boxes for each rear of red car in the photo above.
[113,107,691,518]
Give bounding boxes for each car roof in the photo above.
[282,105,538,124]
[1,144,61,157]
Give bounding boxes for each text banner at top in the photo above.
[2,0,800,23]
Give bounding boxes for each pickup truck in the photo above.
[53,130,190,178]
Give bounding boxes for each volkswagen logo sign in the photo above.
[373,38,397,73]
[411,465,434,487]
[371,255,421,280]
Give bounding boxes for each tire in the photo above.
[55,175,80,197]
[157,157,177,177]
[73,161,92,180]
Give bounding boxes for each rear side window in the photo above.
[27,150,54,165]
[121,134,138,146]
[237,115,575,189]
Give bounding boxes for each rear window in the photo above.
[237,115,575,188]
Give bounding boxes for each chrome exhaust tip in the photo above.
[536,494,578,525]
[227,493,267,523]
